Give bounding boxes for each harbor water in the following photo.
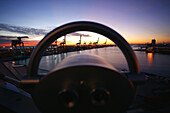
[13,46,170,77]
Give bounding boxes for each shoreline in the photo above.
[0,45,115,61]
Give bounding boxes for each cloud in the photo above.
[0,35,29,44]
[0,35,40,46]
[69,32,91,37]
[0,23,48,35]
[0,35,17,39]
[0,23,92,38]
[0,35,16,44]
[0,39,10,43]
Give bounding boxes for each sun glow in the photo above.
[51,31,114,46]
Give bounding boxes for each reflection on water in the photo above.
[12,47,170,77]
[94,49,98,55]
[12,61,15,64]
[45,56,50,70]
[136,51,170,77]
[38,47,128,72]
[10,59,28,65]
[75,50,82,54]
[147,53,153,66]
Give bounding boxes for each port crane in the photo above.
[104,39,107,45]
[76,35,82,46]
[89,41,92,45]
[60,35,66,47]
[11,36,29,58]
[93,37,99,45]
[54,39,58,45]
[83,41,86,45]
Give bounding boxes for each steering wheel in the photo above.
[26,21,141,113]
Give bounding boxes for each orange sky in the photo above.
[0,41,113,47]
[0,31,169,47]
[0,41,39,47]
[1,0,170,47]
[0,36,169,47]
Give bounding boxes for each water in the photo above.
[13,46,170,77]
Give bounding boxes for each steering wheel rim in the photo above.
[27,21,140,77]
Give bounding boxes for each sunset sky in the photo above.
[0,0,170,46]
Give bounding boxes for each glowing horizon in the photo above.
[1,36,169,47]
[0,31,170,47]
[0,0,170,46]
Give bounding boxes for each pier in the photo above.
[134,39,170,54]
[0,35,116,61]
[0,44,115,61]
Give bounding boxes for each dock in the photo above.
[133,39,170,54]
[0,44,115,61]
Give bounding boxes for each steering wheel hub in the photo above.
[26,21,140,113]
